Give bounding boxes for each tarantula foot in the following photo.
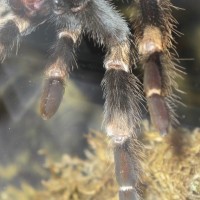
[40,77,65,120]
[143,53,170,135]
[147,94,169,135]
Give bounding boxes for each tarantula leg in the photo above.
[79,1,143,198]
[102,68,142,200]
[0,6,29,61]
[143,52,169,135]
[40,29,80,119]
[0,0,49,61]
[114,136,140,200]
[0,21,20,61]
[102,31,142,200]
[40,68,66,120]
[134,0,180,134]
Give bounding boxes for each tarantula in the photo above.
[0,0,181,199]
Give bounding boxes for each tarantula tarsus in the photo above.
[0,0,181,199]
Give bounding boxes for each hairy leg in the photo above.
[76,1,144,199]
[0,0,49,61]
[134,0,181,135]
[40,26,81,119]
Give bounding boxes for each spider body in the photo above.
[0,0,180,199]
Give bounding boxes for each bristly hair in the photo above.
[133,0,180,52]
[101,69,143,136]
[133,0,182,94]
[102,69,144,199]
[131,0,184,127]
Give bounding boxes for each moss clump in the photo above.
[141,125,200,200]
[35,132,117,200]
[2,127,200,200]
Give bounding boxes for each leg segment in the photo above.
[0,1,28,61]
[0,20,21,61]
[78,1,143,199]
[0,0,49,61]
[40,28,81,119]
[134,0,180,134]
[102,69,142,200]
[114,136,141,200]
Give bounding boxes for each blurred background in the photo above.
[0,0,199,194]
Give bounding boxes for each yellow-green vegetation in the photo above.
[141,124,200,200]
[1,126,200,200]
